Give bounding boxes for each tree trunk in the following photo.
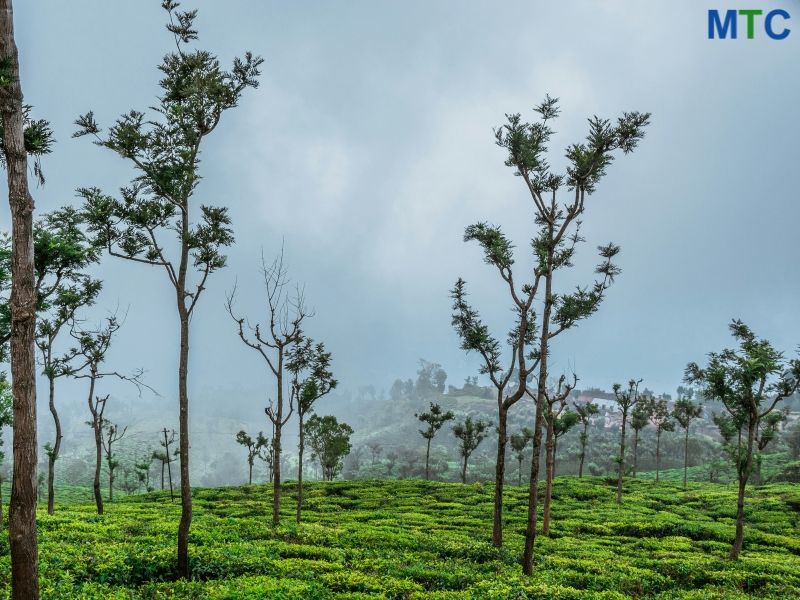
[161,461,165,490]
[1,2,40,596]
[518,458,522,487]
[656,431,661,483]
[542,417,554,536]
[730,416,756,560]
[177,308,192,579]
[522,395,544,576]
[632,430,639,478]
[108,461,113,501]
[616,411,627,504]
[756,454,761,486]
[46,375,61,515]
[461,452,468,484]
[578,424,588,478]
[296,416,304,524]
[683,428,689,489]
[272,356,283,525]
[492,404,508,547]
[92,418,103,515]
[522,246,553,577]
[425,437,431,480]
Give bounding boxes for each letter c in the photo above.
[765,9,790,40]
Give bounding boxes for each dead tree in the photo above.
[226,249,310,525]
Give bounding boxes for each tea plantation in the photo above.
[1,478,799,599]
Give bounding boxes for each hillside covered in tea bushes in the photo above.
[1,478,799,599]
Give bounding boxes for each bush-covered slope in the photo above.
[1,478,799,598]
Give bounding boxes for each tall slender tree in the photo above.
[286,336,336,523]
[226,250,309,525]
[452,416,492,484]
[671,392,703,489]
[415,402,454,480]
[574,400,599,477]
[0,1,55,592]
[613,379,642,504]
[629,396,652,478]
[75,2,261,577]
[685,320,799,560]
[491,97,649,574]
[649,398,674,483]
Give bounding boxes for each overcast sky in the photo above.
[6,0,800,414]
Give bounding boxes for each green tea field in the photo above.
[2,478,800,599]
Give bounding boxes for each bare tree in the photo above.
[226,250,310,524]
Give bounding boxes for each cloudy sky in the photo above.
[7,0,800,414]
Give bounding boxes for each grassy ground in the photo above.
[1,477,799,598]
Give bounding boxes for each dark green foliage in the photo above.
[0,104,54,185]
[306,415,354,481]
[6,478,800,598]
[0,207,100,361]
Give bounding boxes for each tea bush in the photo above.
[1,477,799,598]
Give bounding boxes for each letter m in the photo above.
[709,10,737,39]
